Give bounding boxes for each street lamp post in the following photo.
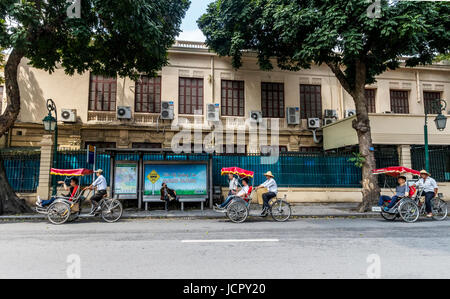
[424,99,447,172]
[42,99,58,195]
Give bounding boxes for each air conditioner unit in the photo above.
[323,118,337,126]
[324,109,337,118]
[117,106,132,119]
[286,107,300,125]
[249,111,263,123]
[308,118,321,129]
[161,101,174,120]
[345,109,356,118]
[206,103,220,122]
[60,109,77,123]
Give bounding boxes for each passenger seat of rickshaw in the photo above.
[243,186,253,202]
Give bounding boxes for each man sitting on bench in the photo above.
[160,182,177,211]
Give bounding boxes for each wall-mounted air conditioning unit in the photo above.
[345,109,356,118]
[117,106,132,120]
[324,109,338,119]
[323,118,337,126]
[249,111,263,123]
[308,118,321,129]
[161,101,174,120]
[286,107,300,125]
[60,109,77,123]
[206,103,220,122]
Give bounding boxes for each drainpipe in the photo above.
[416,71,421,103]
[210,56,215,103]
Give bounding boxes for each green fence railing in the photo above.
[1,149,41,193]
[411,145,450,182]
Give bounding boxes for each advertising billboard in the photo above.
[144,164,207,196]
[114,163,138,195]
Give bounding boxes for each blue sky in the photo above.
[178,0,215,42]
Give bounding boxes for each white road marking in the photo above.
[181,239,279,243]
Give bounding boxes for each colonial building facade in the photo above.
[1,40,450,158]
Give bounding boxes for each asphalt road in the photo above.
[0,217,449,279]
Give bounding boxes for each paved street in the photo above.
[0,218,449,279]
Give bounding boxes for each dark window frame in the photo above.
[261,82,285,118]
[390,90,409,114]
[221,80,245,117]
[88,74,117,112]
[423,91,442,114]
[365,89,376,113]
[179,77,204,115]
[135,76,161,113]
[300,84,322,119]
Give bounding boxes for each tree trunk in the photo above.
[0,49,32,215]
[326,60,380,212]
[352,61,380,212]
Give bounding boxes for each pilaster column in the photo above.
[398,145,412,169]
[36,135,54,201]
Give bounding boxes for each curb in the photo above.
[0,212,380,222]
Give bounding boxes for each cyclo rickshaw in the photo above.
[371,166,447,223]
[36,168,123,225]
[218,167,291,223]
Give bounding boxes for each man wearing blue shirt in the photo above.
[84,169,108,215]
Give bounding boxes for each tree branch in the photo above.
[326,61,354,96]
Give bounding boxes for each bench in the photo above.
[178,196,208,211]
[143,195,208,211]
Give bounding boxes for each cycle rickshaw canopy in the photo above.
[372,166,420,177]
[50,168,94,176]
[221,167,254,178]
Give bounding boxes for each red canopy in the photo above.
[50,168,94,176]
[221,167,254,178]
[372,166,420,177]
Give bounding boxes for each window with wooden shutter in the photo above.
[88,74,117,111]
[179,77,204,115]
[221,80,245,116]
[135,76,161,113]
[423,91,442,114]
[365,89,376,113]
[261,82,285,118]
[300,84,322,119]
[390,90,409,114]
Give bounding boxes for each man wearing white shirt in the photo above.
[414,169,439,217]
[84,169,108,214]
[255,171,278,216]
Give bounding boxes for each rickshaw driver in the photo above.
[378,175,409,212]
[255,171,278,216]
[83,169,107,215]
[414,170,439,218]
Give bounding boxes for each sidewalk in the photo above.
[0,203,379,221]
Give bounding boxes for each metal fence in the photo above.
[374,145,400,187]
[411,145,450,182]
[213,153,361,187]
[1,149,40,193]
[55,149,111,186]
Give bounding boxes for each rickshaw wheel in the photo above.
[398,200,419,223]
[227,200,248,223]
[47,202,71,225]
[380,211,397,221]
[101,199,123,223]
[432,199,448,221]
[271,200,291,222]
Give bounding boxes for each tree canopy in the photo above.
[0,0,190,78]
[198,0,449,94]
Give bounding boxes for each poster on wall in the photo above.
[114,163,138,194]
[144,164,207,196]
